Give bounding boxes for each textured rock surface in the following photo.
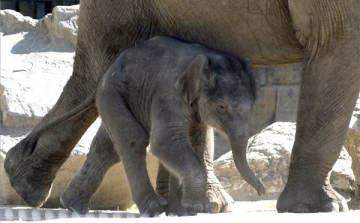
[214,122,355,201]
[345,99,360,199]
[350,98,360,132]
[0,10,37,33]
[254,68,267,87]
[0,31,74,128]
[268,64,302,85]
[344,130,360,199]
[249,87,277,135]
[40,5,79,47]
[275,86,300,122]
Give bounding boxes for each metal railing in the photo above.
[1,0,79,19]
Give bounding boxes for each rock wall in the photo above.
[250,65,301,135]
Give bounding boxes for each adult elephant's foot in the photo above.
[4,139,57,207]
[166,195,196,216]
[60,191,89,215]
[277,180,348,213]
[207,182,235,213]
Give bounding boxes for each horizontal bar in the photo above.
[2,0,79,2]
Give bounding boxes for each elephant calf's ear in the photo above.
[243,57,259,100]
[174,54,209,105]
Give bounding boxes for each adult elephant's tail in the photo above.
[25,91,97,155]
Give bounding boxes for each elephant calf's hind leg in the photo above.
[61,124,120,214]
[97,89,167,216]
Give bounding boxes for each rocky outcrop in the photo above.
[345,129,360,200]
[40,5,79,47]
[0,10,37,33]
[0,5,79,46]
[0,31,74,128]
[214,122,355,201]
[344,101,360,200]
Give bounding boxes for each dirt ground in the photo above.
[3,200,360,222]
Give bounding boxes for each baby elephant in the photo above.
[24,36,265,216]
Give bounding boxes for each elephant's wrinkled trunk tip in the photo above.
[229,134,266,196]
[238,160,266,196]
[256,182,266,196]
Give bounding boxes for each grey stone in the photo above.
[1,6,79,47]
[40,5,79,47]
[214,122,354,201]
[344,129,360,199]
[268,64,302,85]
[350,95,360,132]
[254,68,268,87]
[0,10,37,34]
[214,131,231,160]
[0,30,75,128]
[250,87,277,135]
[275,86,300,122]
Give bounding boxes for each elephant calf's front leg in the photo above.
[190,126,235,213]
[151,124,211,214]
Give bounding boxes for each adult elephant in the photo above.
[5,0,359,213]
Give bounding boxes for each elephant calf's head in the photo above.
[175,53,265,196]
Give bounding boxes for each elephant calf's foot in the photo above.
[277,183,348,213]
[138,194,168,217]
[207,183,235,213]
[60,193,90,215]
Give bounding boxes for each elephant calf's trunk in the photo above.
[230,136,266,196]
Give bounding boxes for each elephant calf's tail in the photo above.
[25,91,97,155]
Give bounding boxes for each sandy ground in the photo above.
[2,200,360,222]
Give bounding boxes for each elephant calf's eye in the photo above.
[216,103,228,114]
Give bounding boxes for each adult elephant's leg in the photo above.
[190,126,234,213]
[277,0,359,213]
[60,124,120,214]
[4,1,153,207]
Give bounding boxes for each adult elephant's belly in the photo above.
[155,0,304,66]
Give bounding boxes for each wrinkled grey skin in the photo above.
[20,36,263,216]
[5,0,359,214]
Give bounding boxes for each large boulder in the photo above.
[0,31,74,128]
[0,10,37,34]
[0,7,78,128]
[0,5,79,46]
[214,122,355,201]
[40,5,79,47]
